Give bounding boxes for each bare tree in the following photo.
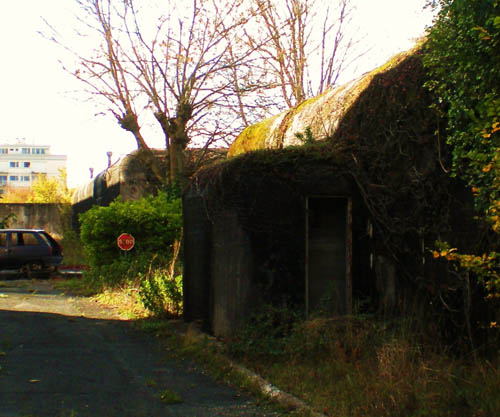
[248,0,363,108]
[47,0,261,183]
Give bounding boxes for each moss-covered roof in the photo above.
[228,44,424,158]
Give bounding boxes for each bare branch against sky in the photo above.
[2,0,435,187]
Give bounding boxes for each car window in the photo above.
[0,233,6,247]
[23,233,41,246]
[10,233,21,246]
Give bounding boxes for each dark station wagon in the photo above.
[0,229,63,278]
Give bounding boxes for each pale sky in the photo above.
[0,1,435,189]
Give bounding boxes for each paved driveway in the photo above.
[0,280,281,417]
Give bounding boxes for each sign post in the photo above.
[117,233,135,252]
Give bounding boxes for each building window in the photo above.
[0,175,7,184]
[0,149,8,154]
[9,175,18,181]
[23,162,30,168]
[9,162,19,168]
[22,148,30,154]
[21,176,30,182]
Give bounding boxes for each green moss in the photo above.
[228,44,426,156]
[227,115,280,157]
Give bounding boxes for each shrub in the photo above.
[138,266,183,317]
[79,190,182,268]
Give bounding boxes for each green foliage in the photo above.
[159,389,183,404]
[78,189,183,317]
[28,169,73,204]
[59,227,87,267]
[79,190,182,267]
[226,304,301,359]
[138,267,183,317]
[424,0,500,212]
[0,213,16,228]
[82,255,144,287]
[294,126,315,145]
[1,168,73,204]
[424,0,500,298]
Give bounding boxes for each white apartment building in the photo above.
[0,139,67,193]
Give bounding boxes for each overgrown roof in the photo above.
[228,43,426,157]
[192,43,489,278]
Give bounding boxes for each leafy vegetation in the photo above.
[222,306,500,417]
[0,213,16,228]
[79,190,182,267]
[159,389,183,405]
[424,0,500,300]
[0,169,73,204]
[139,268,183,317]
[76,190,183,317]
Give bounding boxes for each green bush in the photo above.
[78,189,183,316]
[138,266,183,317]
[82,254,148,287]
[79,190,182,268]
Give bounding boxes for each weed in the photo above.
[138,266,183,317]
[59,228,88,268]
[146,378,158,387]
[0,338,13,352]
[226,303,300,360]
[140,319,169,334]
[225,311,500,417]
[159,388,183,404]
[53,277,100,297]
[93,286,149,319]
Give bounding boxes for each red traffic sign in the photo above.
[117,233,135,251]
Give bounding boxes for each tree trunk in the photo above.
[118,111,166,185]
[161,102,193,184]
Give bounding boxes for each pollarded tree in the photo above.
[48,0,264,183]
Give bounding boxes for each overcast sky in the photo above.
[0,1,435,188]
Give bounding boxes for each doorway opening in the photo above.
[305,196,352,316]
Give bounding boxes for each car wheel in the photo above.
[20,262,48,279]
[18,265,31,279]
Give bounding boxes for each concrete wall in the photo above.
[211,210,257,337]
[0,204,65,239]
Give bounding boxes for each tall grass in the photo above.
[226,307,500,417]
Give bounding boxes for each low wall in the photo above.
[0,204,65,239]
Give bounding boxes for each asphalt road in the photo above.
[0,279,281,417]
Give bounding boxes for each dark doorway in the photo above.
[305,196,352,316]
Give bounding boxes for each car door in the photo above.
[8,231,50,268]
[0,231,13,269]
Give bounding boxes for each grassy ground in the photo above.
[222,314,500,417]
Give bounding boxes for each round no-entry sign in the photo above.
[117,233,135,251]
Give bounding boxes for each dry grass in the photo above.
[226,315,500,417]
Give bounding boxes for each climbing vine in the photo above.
[424,0,500,300]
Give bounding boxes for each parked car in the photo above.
[0,229,63,278]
